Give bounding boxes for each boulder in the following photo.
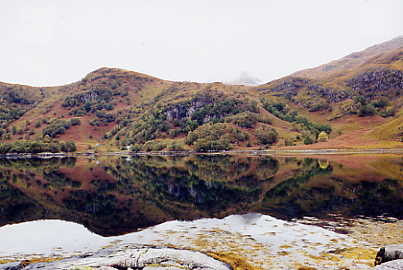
[375,245,403,265]
[374,259,403,269]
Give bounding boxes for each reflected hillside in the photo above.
[0,155,402,236]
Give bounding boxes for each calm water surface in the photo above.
[0,154,402,256]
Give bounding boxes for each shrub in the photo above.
[0,140,77,154]
[317,131,329,142]
[186,123,227,145]
[61,141,77,152]
[131,144,142,152]
[169,128,182,137]
[372,99,388,108]
[225,112,258,128]
[90,119,101,126]
[42,119,72,138]
[167,142,185,151]
[232,128,249,142]
[193,138,230,152]
[95,111,115,123]
[186,123,245,151]
[255,127,278,145]
[380,108,396,117]
[142,141,166,151]
[70,118,81,126]
[34,120,42,128]
[262,99,331,136]
[303,136,314,145]
[308,102,330,112]
[358,104,376,117]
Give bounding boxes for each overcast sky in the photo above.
[1,0,402,86]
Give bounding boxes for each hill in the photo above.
[0,37,402,152]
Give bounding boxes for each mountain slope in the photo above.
[0,37,402,152]
[292,35,403,80]
[255,36,403,147]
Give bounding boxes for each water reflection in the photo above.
[0,154,402,236]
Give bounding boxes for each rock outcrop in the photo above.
[18,246,231,270]
[347,69,403,99]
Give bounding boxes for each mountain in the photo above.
[292,35,403,80]
[0,37,402,152]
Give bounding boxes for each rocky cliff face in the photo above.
[259,77,350,103]
[164,92,256,125]
[165,97,212,122]
[62,89,113,107]
[347,68,403,99]
[258,66,402,113]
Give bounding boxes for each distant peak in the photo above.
[226,72,262,86]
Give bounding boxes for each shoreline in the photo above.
[0,148,402,159]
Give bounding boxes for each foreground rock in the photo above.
[21,246,231,270]
[375,245,403,266]
[375,259,403,269]
[3,214,402,269]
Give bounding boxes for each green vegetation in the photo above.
[261,99,332,137]
[3,91,34,105]
[186,123,248,152]
[358,104,376,116]
[225,112,260,128]
[63,87,124,118]
[255,126,278,145]
[167,141,185,151]
[42,118,81,138]
[0,108,25,122]
[70,118,81,126]
[303,136,314,145]
[0,140,76,154]
[353,96,396,117]
[63,89,113,108]
[120,92,259,146]
[142,140,166,151]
